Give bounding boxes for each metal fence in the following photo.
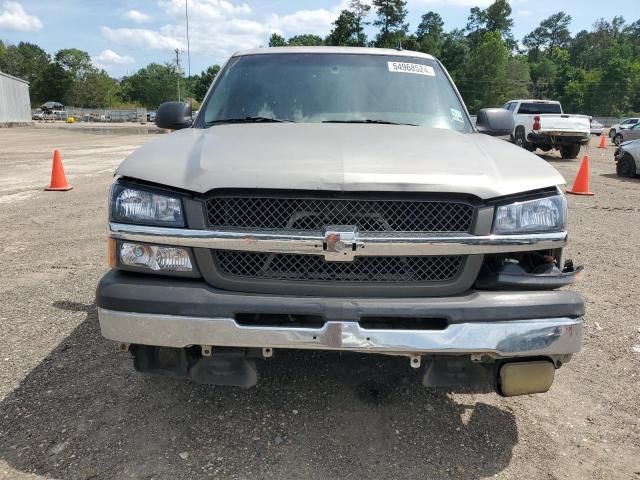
[63,107,148,123]
[0,71,31,124]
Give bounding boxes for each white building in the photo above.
[0,71,31,124]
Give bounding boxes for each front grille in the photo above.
[214,251,463,283]
[206,196,474,233]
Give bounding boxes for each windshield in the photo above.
[199,53,472,132]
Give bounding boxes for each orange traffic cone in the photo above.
[566,155,593,196]
[598,135,607,149]
[45,149,72,191]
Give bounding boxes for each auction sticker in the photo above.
[387,62,435,76]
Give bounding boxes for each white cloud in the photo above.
[101,26,184,50]
[0,1,43,32]
[93,49,135,66]
[100,0,358,68]
[160,0,251,19]
[267,8,338,36]
[124,9,151,23]
[92,49,135,74]
[101,0,270,60]
[517,10,532,16]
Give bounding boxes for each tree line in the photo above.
[0,42,219,110]
[1,0,638,115]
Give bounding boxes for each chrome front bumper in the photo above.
[98,308,582,358]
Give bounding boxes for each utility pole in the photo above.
[185,0,191,78]
[174,48,182,101]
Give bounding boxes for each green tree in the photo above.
[30,62,72,104]
[460,30,509,112]
[268,33,286,47]
[1,42,50,84]
[327,10,359,46]
[466,0,515,49]
[350,0,371,46]
[287,34,324,46]
[438,29,470,83]
[69,70,119,108]
[523,12,572,57]
[570,17,624,70]
[372,0,408,48]
[191,65,220,102]
[0,40,6,68]
[627,19,640,57]
[504,56,531,100]
[121,63,181,108]
[54,48,93,80]
[415,12,444,56]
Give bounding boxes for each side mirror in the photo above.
[476,108,515,136]
[155,102,192,130]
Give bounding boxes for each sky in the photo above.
[0,0,632,77]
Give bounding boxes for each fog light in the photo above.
[120,242,193,272]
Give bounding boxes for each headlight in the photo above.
[493,195,566,234]
[110,183,184,227]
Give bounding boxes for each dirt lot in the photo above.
[0,125,638,479]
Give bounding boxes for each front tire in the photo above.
[560,144,581,159]
[616,154,636,178]
[609,129,616,138]
[614,134,624,146]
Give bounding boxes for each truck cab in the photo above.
[97,47,584,396]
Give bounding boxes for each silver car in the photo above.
[613,122,640,146]
[590,119,604,136]
[615,139,640,178]
[609,117,639,138]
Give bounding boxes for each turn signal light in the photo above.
[108,238,117,268]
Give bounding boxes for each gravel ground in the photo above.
[0,126,638,479]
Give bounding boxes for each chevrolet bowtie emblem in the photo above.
[322,225,359,262]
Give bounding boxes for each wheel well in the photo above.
[515,125,525,134]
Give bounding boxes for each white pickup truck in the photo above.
[503,99,591,159]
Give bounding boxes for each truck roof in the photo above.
[232,46,436,61]
[508,99,561,104]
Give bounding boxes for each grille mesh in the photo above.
[214,252,463,283]
[206,196,474,232]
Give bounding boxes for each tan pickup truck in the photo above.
[97,47,584,396]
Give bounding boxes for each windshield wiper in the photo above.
[206,116,294,126]
[322,119,418,126]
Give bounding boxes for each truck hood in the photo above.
[117,124,565,199]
